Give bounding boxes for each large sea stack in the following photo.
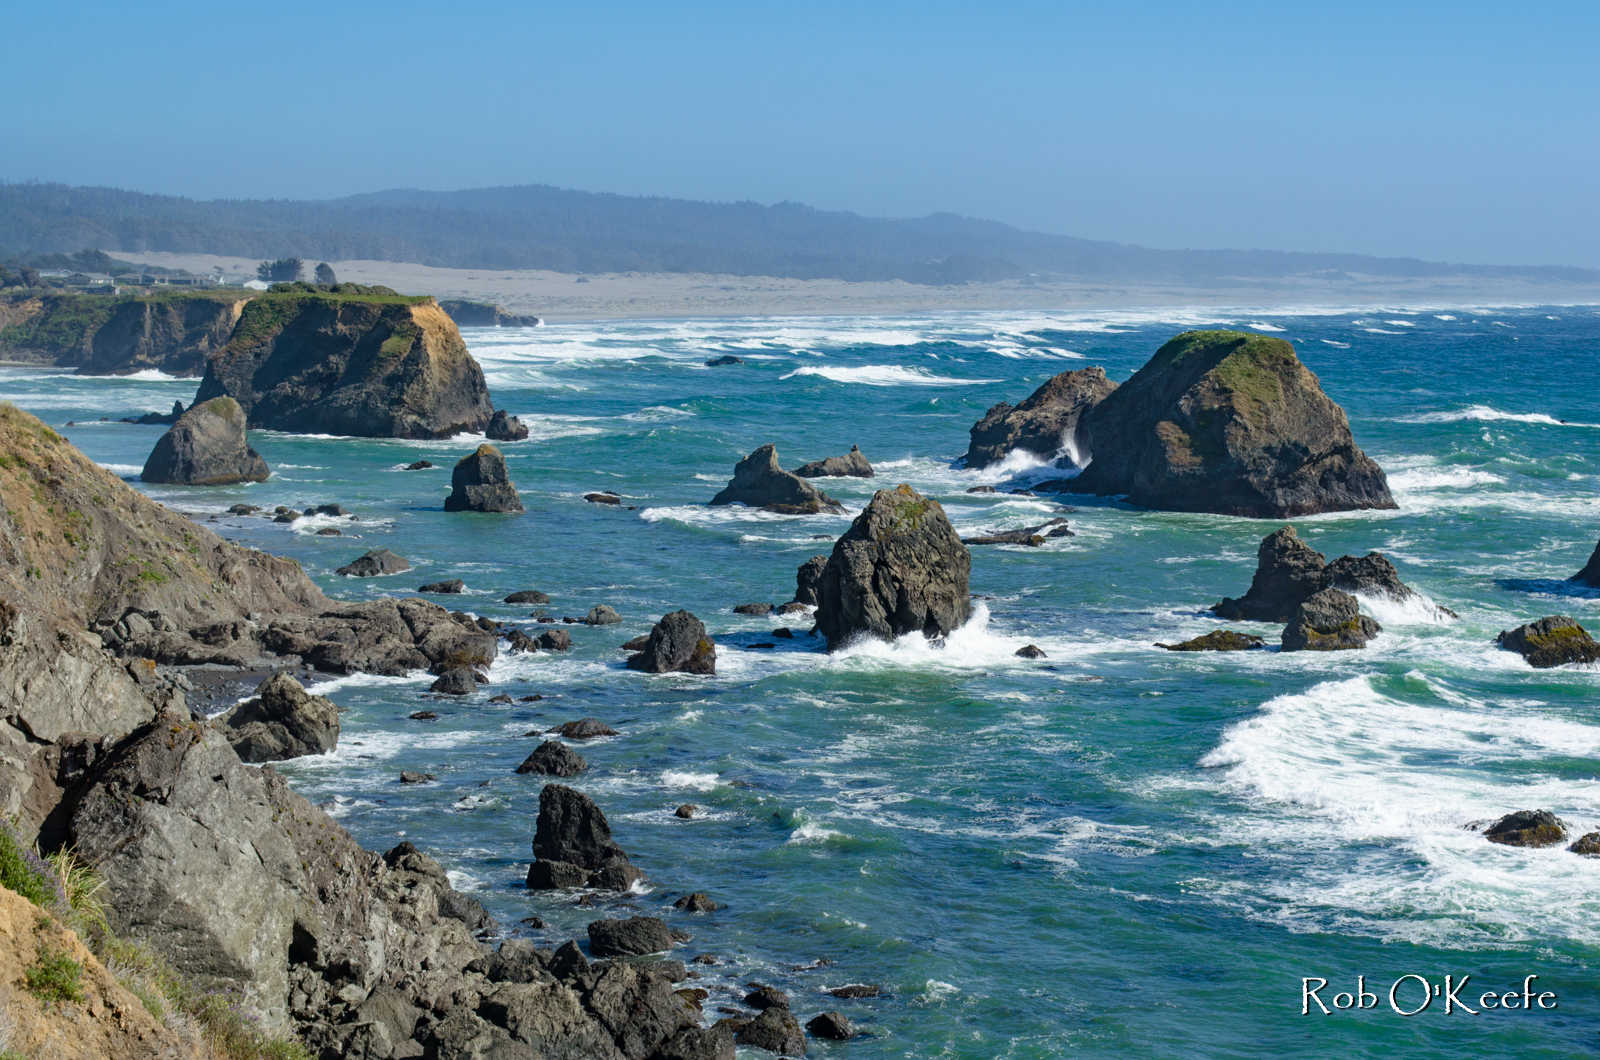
[193,289,494,438]
[1067,331,1396,517]
[139,396,269,486]
[814,484,972,651]
[711,444,845,514]
[963,367,1117,469]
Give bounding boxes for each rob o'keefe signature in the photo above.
[1301,975,1559,1016]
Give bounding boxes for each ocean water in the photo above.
[6,304,1599,1058]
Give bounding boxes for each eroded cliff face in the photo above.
[194,294,495,438]
[0,291,251,375]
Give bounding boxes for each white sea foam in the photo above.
[1244,321,1286,332]
[660,770,720,791]
[1319,340,1351,348]
[97,463,144,476]
[1351,591,1454,626]
[1382,320,1417,327]
[779,365,994,386]
[121,368,186,381]
[1387,467,1506,490]
[787,821,843,843]
[1435,314,1457,321]
[1400,406,1597,428]
[1362,327,1406,335]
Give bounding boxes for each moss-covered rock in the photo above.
[1483,809,1568,848]
[1156,630,1265,652]
[1496,616,1600,668]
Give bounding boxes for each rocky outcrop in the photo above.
[737,1008,806,1055]
[526,784,644,891]
[1066,331,1396,517]
[626,611,716,675]
[588,916,674,958]
[1155,630,1265,652]
[516,740,587,777]
[1571,540,1600,588]
[807,1012,855,1040]
[793,555,828,606]
[794,445,874,479]
[445,443,525,512]
[215,673,340,762]
[193,294,494,438]
[1496,616,1600,668]
[437,299,541,327]
[963,367,1117,469]
[0,290,250,376]
[139,396,269,486]
[1215,527,1434,622]
[335,548,410,576]
[487,409,530,441]
[961,517,1073,546]
[1280,589,1381,652]
[1483,809,1568,848]
[710,445,844,514]
[814,484,972,651]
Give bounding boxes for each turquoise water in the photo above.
[7,304,1599,1058]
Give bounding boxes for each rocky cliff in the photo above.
[1067,331,1396,517]
[0,290,250,376]
[194,293,495,438]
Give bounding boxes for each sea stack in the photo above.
[794,445,875,478]
[140,396,269,486]
[1215,526,1435,622]
[814,484,972,651]
[1067,331,1396,517]
[1571,539,1600,588]
[963,367,1117,469]
[711,444,845,513]
[444,444,524,512]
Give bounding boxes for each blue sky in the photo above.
[5,1,1597,266]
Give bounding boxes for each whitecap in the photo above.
[1245,321,1286,332]
[1387,467,1506,490]
[1319,340,1351,348]
[1362,328,1406,335]
[97,463,144,476]
[779,365,994,386]
[1400,406,1596,428]
[660,770,720,791]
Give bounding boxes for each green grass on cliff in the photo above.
[228,290,431,351]
[0,289,250,357]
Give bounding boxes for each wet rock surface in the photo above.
[962,366,1117,470]
[793,445,874,479]
[627,610,717,675]
[445,443,525,513]
[1483,809,1568,848]
[962,517,1072,546]
[1280,589,1381,652]
[1496,616,1600,668]
[1156,630,1266,652]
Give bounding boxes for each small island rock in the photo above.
[963,367,1117,469]
[794,445,874,479]
[627,610,716,675]
[140,396,270,486]
[710,444,844,514]
[444,444,524,513]
[419,579,465,594]
[516,741,587,777]
[335,548,410,577]
[1484,809,1568,848]
[1496,616,1600,668]
[1280,589,1381,652]
[527,783,643,891]
[1156,630,1265,652]
[485,409,530,441]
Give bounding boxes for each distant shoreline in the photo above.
[107,250,1600,323]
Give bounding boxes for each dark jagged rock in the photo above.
[430,667,479,695]
[335,548,410,577]
[744,985,789,1010]
[814,484,972,652]
[410,710,438,720]
[675,805,696,819]
[674,892,719,912]
[1568,832,1600,856]
[445,443,525,513]
[734,603,774,615]
[404,459,434,470]
[538,629,572,652]
[526,783,643,891]
[963,367,1117,469]
[139,396,269,486]
[193,295,494,438]
[586,491,623,505]
[793,555,828,607]
[654,1024,736,1060]
[1484,809,1568,848]
[314,527,341,536]
[436,299,541,327]
[1066,331,1396,517]
[399,770,434,783]
[227,502,261,515]
[1571,539,1600,588]
[585,605,623,625]
[794,445,874,479]
[710,445,844,514]
[516,741,587,777]
[807,1012,855,1040]
[507,629,540,653]
[1496,616,1600,668]
[505,590,550,604]
[705,355,744,366]
[546,717,616,739]
[1014,644,1046,658]
[129,399,187,425]
[305,503,350,517]
[1216,527,1435,622]
[966,485,998,493]
[1281,589,1381,652]
[627,611,717,675]
[589,916,674,957]
[827,984,879,999]
[489,692,513,703]
[215,673,339,762]
[737,1007,806,1055]
[1156,630,1266,652]
[419,579,466,594]
[962,517,1072,546]
[771,628,794,639]
[486,408,531,441]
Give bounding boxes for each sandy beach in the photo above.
[112,250,1600,320]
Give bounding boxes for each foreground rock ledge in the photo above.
[814,483,972,652]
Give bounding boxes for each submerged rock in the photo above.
[404,459,434,470]
[734,603,774,615]
[215,673,340,762]
[485,408,530,441]
[627,610,717,675]
[550,718,619,739]
[963,367,1117,470]
[675,892,718,911]
[814,484,972,652]
[1066,331,1396,517]
[335,548,410,577]
[1571,539,1600,588]
[1496,616,1600,668]
[1567,832,1600,856]
[527,783,643,891]
[962,518,1073,546]
[1483,809,1568,848]
[516,740,587,777]
[418,579,465,594]
[505,590,550,604]
[710,444,844,514]
[444,443,524,513]
[1156,630,1265,652]
[1280,589,1381,652]
[675,804,697,819]
[140,396,269,486]
[706,355,744,366]
[1014,644,1046,658]
[794,445,874,479]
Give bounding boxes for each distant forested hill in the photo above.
[1,181,1593,285]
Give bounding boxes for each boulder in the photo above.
[806,1012,854,1040]
[486,409,530,441]
[705,355,743,366]
[793,555,829,607]
[404,459,434,470]
[654,1025,736,1060]
[586,492,623,505]
[1014,644,1046,658]
[709,445,844,514]
[674,804,699,820]
[420,579,466,594]
[537,629,572,652]
[399,770,435,783]
[962,518,1073,546]
[1483,809,1568,848]
[526,784,642,891]
[214,673,339,762]
[1066,331,1396,517]
[827,985,879,999]
[551,718,618,739]
[793,445,874,479]
[1567,832,1600,856]
[674,892,718,912]
[430,668,479,695]
[1156,630,1265,652]
[626,611,717,675]
[744,985,789,1010]
[1280,589,1381,652]
[1216,527,1428,622]
[585,605,622,625]
[588,916,674,957]
[507,629,540,653]
[445,444,525,513]
[736,1007,806,1055]
[314,527,342,536]
[516,741,587,777]
[734,603,774,616]
[193,295,494,438]
[505,590,550,604]
[1571,539,1600,588]
[139,396,269,486]
[335,548,410,577]
[1496,616,1600,668]
[813,484,972,652]
[962,367,1117,469]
